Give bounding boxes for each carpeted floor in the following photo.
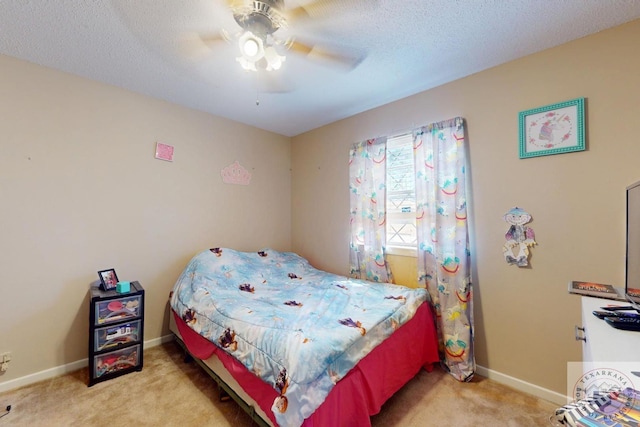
[0,342,558,426]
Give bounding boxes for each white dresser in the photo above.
[550,296,640,417]
[578,296,640,389]
[581,296,640,362]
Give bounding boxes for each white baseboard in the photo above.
[144,334,175,348]
[0,358,89,395]
[476,364,568,406]
[0,342,569,406]
[0,335,175,394]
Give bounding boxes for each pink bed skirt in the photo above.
[173,302,439,426]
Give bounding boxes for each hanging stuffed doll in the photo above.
[503,207,536,267]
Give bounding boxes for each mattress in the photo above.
[169,248,439,426]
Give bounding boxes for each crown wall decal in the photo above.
[221,161,252,185]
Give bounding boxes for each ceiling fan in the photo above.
[211,0,371,73]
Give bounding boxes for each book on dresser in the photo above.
[628,287,640,303]
[568,280,622,299]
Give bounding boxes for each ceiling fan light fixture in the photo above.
[264,46,286,71]
[238,31,264,61]
[236,56,258,71]
[229,1,289,72]
[242,38,260,57]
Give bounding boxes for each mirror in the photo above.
[625,181,640,304]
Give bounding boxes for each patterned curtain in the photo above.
[413,117,475,381]
[348,137,393,283]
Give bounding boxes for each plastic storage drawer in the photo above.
[94,319,142,352]
[93,344,141,379]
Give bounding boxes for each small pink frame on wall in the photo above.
[155,142,174,162]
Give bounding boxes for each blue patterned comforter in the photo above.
[170,248,429,426]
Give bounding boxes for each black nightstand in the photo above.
[88,281,144,386]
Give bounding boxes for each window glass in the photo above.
[386,133,416,253]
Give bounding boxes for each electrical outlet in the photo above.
[0,352,11,372]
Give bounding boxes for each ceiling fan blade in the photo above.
[287,0,378,22]
[200,29,231,46]
[178,29,232,61]
[223,0,244,9]
[288,40,365,71]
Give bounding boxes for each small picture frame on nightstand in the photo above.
[98,269,119,291]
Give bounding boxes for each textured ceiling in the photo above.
[1,1,640,137]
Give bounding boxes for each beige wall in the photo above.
[2,18,639,400]
[0,54,291,383]
[291,20,640,397]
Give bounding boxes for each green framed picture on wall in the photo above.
[518,97,585,159]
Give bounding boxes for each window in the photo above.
[386,133,417,256]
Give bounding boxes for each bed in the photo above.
[169,248,440,426]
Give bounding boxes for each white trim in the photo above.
[0,335,175,394]
[0,358,89,394]
[476,364,568,406]
[386,245,417,257]
[0,339,569,408]
[144,334,175,349]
